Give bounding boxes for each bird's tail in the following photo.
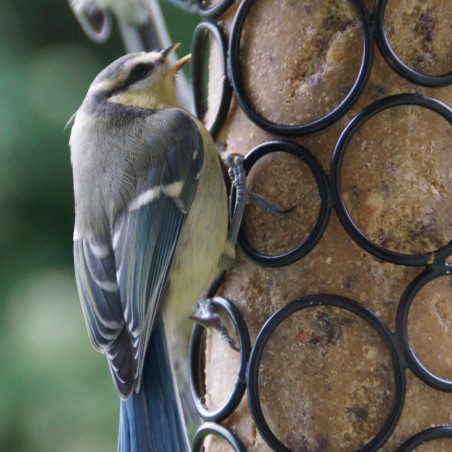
[117,312,190,452]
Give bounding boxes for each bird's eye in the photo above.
[129,63,152,83]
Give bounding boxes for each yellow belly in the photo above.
[163,133,230,338]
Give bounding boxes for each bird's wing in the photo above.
[74,113,204,398]
[74,238,136,397]
[113,115,204,394]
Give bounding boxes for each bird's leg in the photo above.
[192,155,295,351]
[191,155,294,352]
[189,155,247,352]
[190,298,239,352]
[225,154,248,247]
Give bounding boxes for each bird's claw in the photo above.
[190,298,239,352]
[248,192,295,216]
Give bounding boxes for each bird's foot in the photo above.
[225,154,247,247]
[225,154,294,246]
[190,298,239,352]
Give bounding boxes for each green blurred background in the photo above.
[0,1,199,450]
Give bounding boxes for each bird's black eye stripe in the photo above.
[105,62,156,98]
[127,63,154,85]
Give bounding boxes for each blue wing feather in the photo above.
[113,193,185,389]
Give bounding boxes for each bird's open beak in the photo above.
[161,43,191,76]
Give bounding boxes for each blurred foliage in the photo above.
[0,0,199,450]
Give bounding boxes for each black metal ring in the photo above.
[228,0,374,135]
[396,425,452,451]
[232,140,331,267]
[395,264,452,392]
[191,20,232,139]
[247,294,405,452]
[374,0,452,87]
[191,422,247,452]
[331,93,452,266]
[189,297,251,422]
[195,0,235,18]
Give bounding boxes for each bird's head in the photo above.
[86,43,190,110]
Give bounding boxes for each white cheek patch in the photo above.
[128,71,162,92]
[129,186,162,211]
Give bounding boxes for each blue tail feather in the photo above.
[117,313,190,452]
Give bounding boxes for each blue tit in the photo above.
[69,44,247,451]
[68,0,191,108]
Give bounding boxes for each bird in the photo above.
[68,0,192,108]
[69,44,248,451]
